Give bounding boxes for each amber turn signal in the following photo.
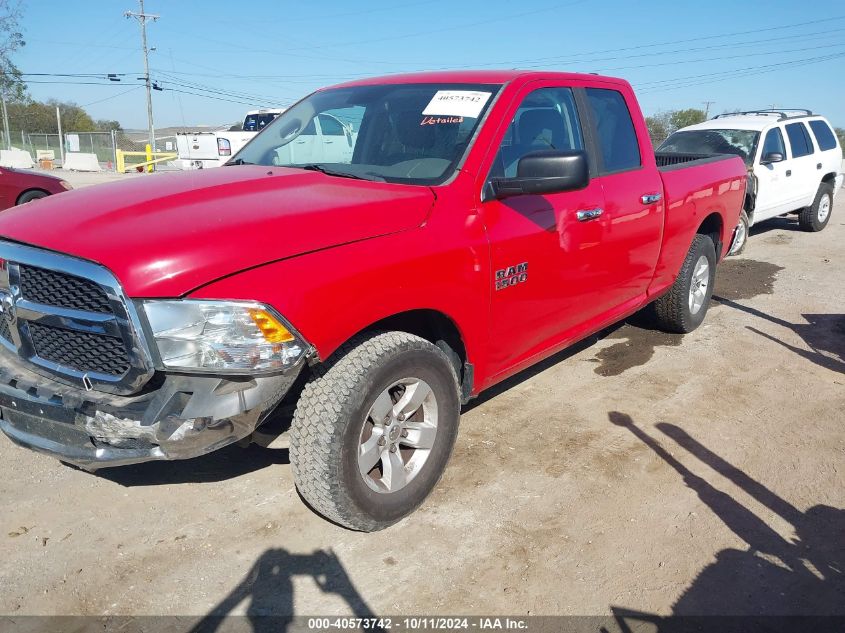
[248,308,295,343]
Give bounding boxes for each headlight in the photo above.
[58,180,73,191]
[141,300,307,372]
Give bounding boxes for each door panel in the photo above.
[0,169,12,209]
[482,86,609,373]
[784,122,819,208]
[582,87,664,307]
[753,127,793,220]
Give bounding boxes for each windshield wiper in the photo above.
[225,158,255,166]
[298,164,371,181]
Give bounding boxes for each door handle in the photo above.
[576,208,603,221]
[817,163,822,170]
[641,193,662,204]
[785,170,791,177]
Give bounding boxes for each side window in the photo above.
[761,128,786,159]
[585,88,641,173]
[318,114,345,136]
[785,122,812,157]
[808,120,838,151]
[489,87,584,179]
[301,117,317,136]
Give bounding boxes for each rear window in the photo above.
[242,113,278,131]
[785,122,814,158]
[808,120,838,151]
[585,88,641,173]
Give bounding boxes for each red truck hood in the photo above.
[0,166,435,296]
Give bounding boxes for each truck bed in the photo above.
[648,153,747,297]
[654,151,740,170]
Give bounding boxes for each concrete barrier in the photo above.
[0,149,35,169]
[61,152,102,172]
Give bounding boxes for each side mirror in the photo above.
[761,152,784,164]
[489,150,589,200]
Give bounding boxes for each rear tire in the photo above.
[728,210,749,256]
[653,234,717,334]
[798,184,833,232]
[16,190,48,205]
[290,332,460,531]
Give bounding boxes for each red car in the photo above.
[0,166,72,209]
[0,71,746,530]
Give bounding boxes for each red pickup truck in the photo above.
[0,71,745,530]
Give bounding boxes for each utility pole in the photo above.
[125,1,159,152]
[56,106,64,165]
[702,101,715,118]
[1,95,10,150]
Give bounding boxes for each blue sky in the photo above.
[15,0,845,130]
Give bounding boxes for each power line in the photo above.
[636,51,845,93]
[81,86,144,108]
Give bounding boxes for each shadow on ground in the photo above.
[189,548,383,633]
[715,297,844,374]
[608,412,844,631]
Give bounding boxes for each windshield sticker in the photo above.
[420,115,464,126]
[422,90,491,118]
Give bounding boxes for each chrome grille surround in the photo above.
[0,241,154,395]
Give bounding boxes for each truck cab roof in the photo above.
[329,69,629,89]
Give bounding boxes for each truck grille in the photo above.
[29,322,131,376]
[0,242,153,395]
[20,265,113,314]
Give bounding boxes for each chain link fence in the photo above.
[5,131,119,170]
[3,130,184,171]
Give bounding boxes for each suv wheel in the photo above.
[728,210,749,256]
[652,234,717,334]
[799,183,833,232]
[290,332,460,531]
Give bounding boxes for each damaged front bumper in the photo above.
[0,348,300,470]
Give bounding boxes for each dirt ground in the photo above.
[1,193,843,623]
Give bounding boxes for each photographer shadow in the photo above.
[191,548,383,633]
[608,412,844,631]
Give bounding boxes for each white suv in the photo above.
[659,110,843,254]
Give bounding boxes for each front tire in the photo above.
[653,234,717,334]
[799,184,833,232]
[290,332,460,531]
[17,190,48,205]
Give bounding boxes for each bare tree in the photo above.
[0,0,25,99]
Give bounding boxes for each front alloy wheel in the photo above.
[290,332,460,531]
[358,378,439,494]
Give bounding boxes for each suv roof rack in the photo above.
[712,109,814,122]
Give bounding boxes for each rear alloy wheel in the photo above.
[290,332,460,531]
[799,184,833,232]
[728,210,749,256]
[652,234,717,334]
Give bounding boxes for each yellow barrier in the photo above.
[116,144,177,173]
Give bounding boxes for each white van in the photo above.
[659,110,843,254]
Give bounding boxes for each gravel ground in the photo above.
[0,192,843,622]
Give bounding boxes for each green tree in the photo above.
[645,112,672,146]
[95,119,123,132]
[669,108,707,131]
[6,98,98,132]
[0,0,25,100]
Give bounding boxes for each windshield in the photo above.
[231,83,501,184]
[242,113,279,131]
[658,129,760,167]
